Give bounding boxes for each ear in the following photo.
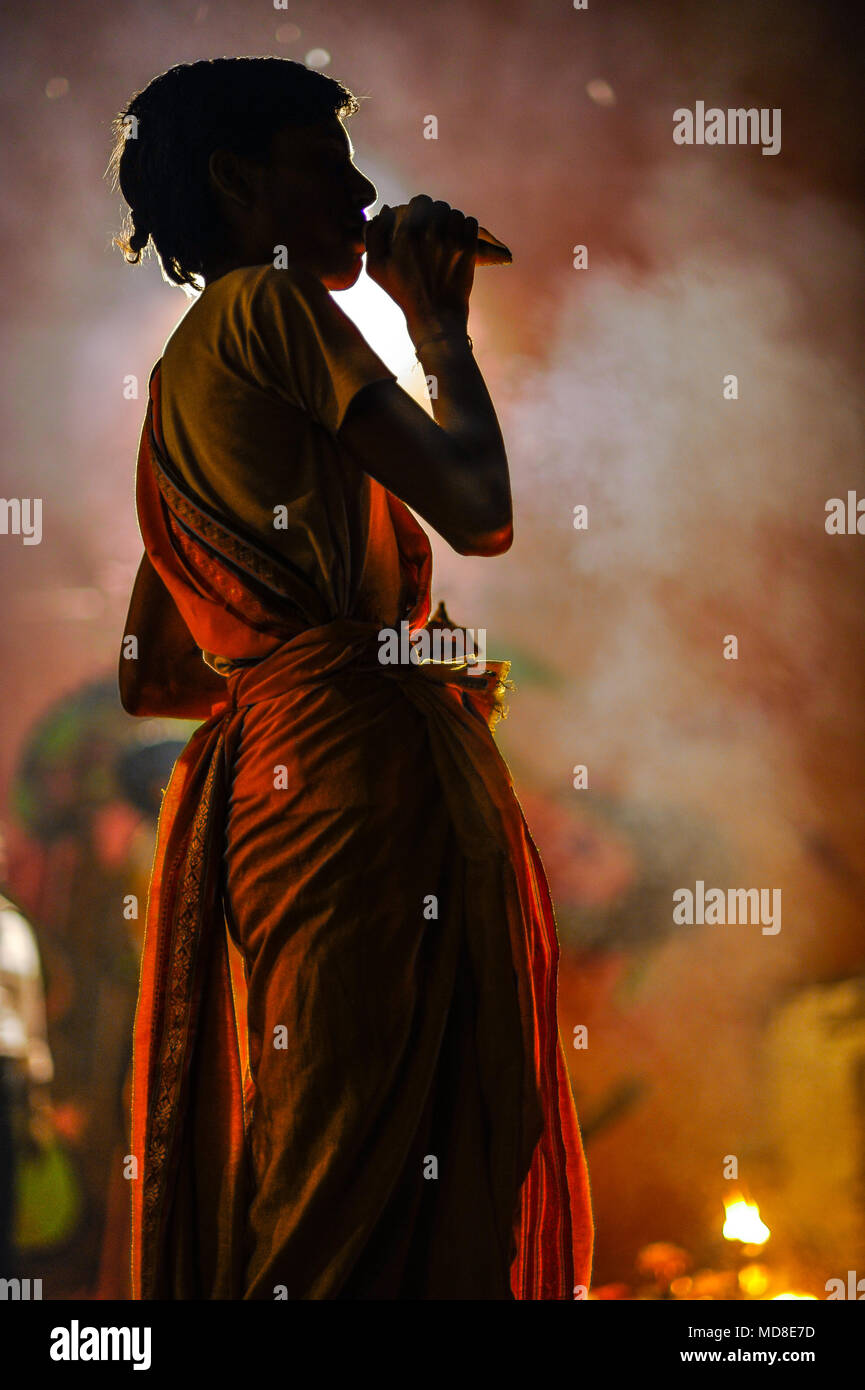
[207,147,259,209]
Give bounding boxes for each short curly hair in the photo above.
[107,57,361,292]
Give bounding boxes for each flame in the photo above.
[722,1195,770,1245]
[773,1292,817,1300]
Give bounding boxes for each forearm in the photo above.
[410,316,512,534]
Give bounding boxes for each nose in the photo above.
[353,168,378,211]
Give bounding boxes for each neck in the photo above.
[201,257,256,287]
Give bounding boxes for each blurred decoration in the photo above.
[5,677,195,1294]
[500,643,566,692]
[762,978,865,1270]
[10,680,128,843]
[637,1241,691,1289]
[9,678,191,844]
[15,1133,82,1251]
[577,1077,647,1144]
[115,740,189,819]
[516,787,731,956]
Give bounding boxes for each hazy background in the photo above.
[1,0,863,1297]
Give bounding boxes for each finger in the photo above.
[454,214,478,291]
[369,202,396,235]
[404,193,434,238]
[460,213,479,256]
[448,211,477,266]
[447,207,473,254]
[429,200,452,238]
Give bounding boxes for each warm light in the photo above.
[334,267,433,411]
[738,1263,770,1297]
[773,1292,817,1300]
[722,1196,770,1245]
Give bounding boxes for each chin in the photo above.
[320,252,365,292]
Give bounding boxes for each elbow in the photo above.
[118,662,141,716]
[119,661,158,717]
[119,683,149,717]
[454,518,513,557]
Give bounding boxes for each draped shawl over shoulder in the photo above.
[125,266,592,1300]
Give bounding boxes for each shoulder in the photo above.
[198,263,337,320]
[161,264,332,389]
[163,263,394,430]
[165,264,329,345]
[182,264,362,362]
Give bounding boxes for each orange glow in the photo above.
[738,1263,770,1296]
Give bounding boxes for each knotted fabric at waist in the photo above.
[206,616,512,733]
[204,616,517,862]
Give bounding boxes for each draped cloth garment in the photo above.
[128,351,593,1299]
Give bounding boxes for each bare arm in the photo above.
[338,329,512,556]
[337,196,513,557]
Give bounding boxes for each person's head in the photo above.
[108,57,378,293]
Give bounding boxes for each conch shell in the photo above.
[364,203,512,265]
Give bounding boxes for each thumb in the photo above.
[364,204,396,261]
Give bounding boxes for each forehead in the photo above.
[273,118,354,160]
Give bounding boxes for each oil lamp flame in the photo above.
[722,1196,770,1245]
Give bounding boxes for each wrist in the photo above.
[407,312,468,347]
[411,326,473,360]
